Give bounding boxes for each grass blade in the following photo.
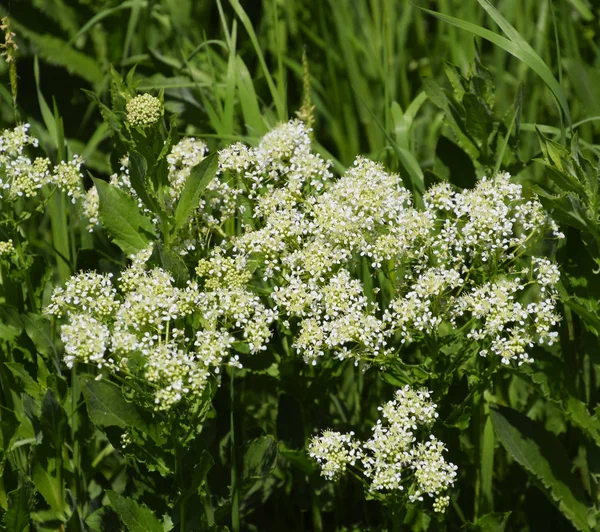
[420,5,571,127]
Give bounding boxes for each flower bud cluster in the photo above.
[0,238,14,257]
[309,386,456,513]
[126,94,163,128]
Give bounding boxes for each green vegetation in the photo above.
[1,1,600,530]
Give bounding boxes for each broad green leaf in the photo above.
[491,405,593,531]
[21,313,60,371]
[82,379,148,433]
[157,244,189,284]
[243,436,278,480]
[106,490,163,532]
[4,476,35,532]
[93,178,156,256]
[173,153,218,232]
[32,460,67,519]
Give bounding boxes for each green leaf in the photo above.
[40,389,66,450]
[4,476,35,532]
[0,305,22,342]
[173,153,218,232]
[490,405,593,531]
[82,379,148,433]
[128,152,165,220]
[236,56,268,135]
[21,313,60,372]
[463,512,512,531]
[106,490,163,532]
[243,436,278,480]
[5,363,43,399]
[93,178,156,256]
[480,415,495,514]
[15,23,103,86]
[32,459,67,519]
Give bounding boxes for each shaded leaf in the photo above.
[106,490,163,532]
[243,436,278,480]
[4,476,34,532]
[82,378,148,433]
[491,405,593,531]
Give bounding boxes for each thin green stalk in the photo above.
[48,190,71,285]
[176,439,185,532]
[230,367,240,532]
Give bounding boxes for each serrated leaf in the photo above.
[14,23,103,86]
[93,178,156,256]
[4,476,35,532]
[243,435,278,480]
[106,490,163,532]
[173,153,218,232]
[82,379,148,433]
[128,151,165,219]
[5,363,43,399]
[490,405,593,531]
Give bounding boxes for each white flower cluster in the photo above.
[210,121,562,368]
[308,430,361,481]
[0,125,84,202]
[309,386,457,512]
[0,238,14,257]
[47,245,274,410]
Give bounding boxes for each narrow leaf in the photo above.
[173,153,218,232]
[491,405,592,531]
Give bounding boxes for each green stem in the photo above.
[230,367,240,532]
[174,424,185,532]
[48,190,71,285]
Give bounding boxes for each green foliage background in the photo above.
[1,0,600,530]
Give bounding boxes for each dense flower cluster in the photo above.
[204,120,562,368]
[126,94,163,127]
[0,124,84,201]
[47,245,274,409]
[70,120,562,399]
[309,386,457,512]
